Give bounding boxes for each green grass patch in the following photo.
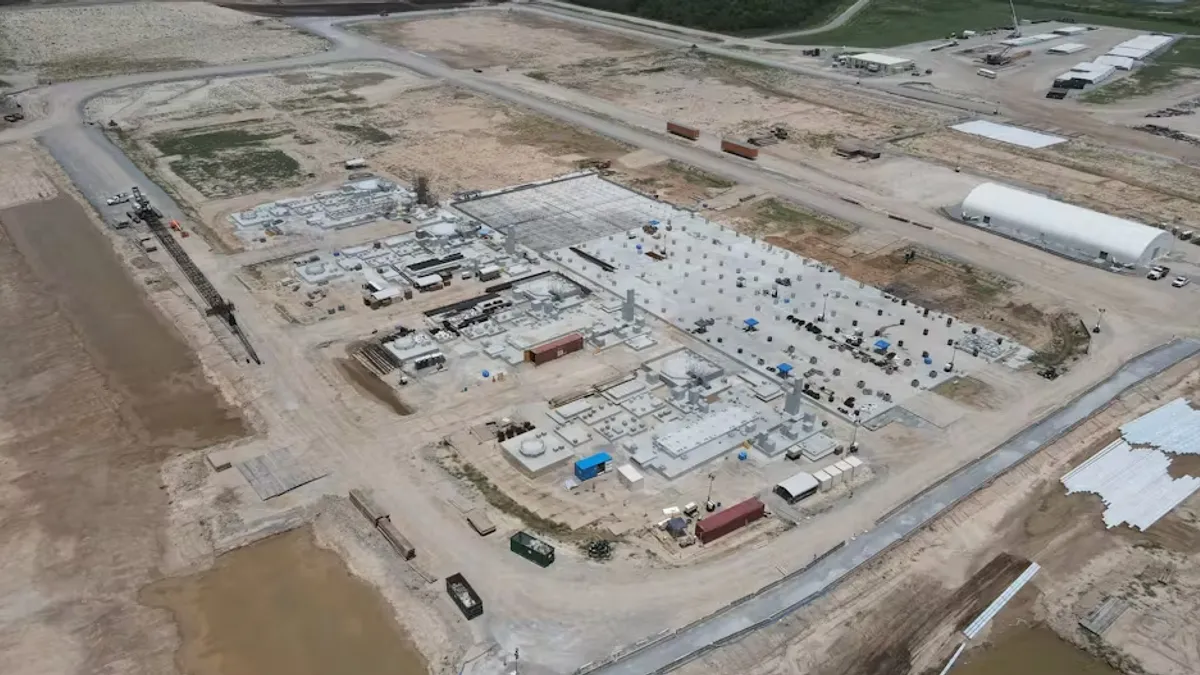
[566,0,849,34]
[783,0,1200,48]
[153,124,302,198]
[1082,37,1200,103]
[152,127,289,157]
[332,122,392,143]
[170,149,302,199]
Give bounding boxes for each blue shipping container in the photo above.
[574,452,612,481]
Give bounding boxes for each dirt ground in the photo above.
[550,49,948,143]
[897,131,1200,228]
[351,13,651,71]
[360,14,950,149]
[0,145,247,675]
[91,62,635,252]
[0,2,325,81]
[141,525,427,675]
[670,356,1200,675]
[716,196,1074,355]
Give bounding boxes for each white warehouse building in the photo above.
[960,183,1172,268]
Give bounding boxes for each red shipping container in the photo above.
[526,333,584,365]
[721,139,759,160]
[695,497,765,544]
[667,122,700,140]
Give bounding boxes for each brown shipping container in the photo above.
[667,122,700,140]
[721,140,759,160]
[527,333,584,365]
[695,497,765,544]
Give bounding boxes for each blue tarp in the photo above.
[777,363,793,374]
[744,318,759,327]
[874,339,891,350]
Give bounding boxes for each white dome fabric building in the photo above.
[960,182,1172,268]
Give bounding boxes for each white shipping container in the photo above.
[843,455,865,480]
[617,464,644,491]
[834,459,855,480]
[813,469,833,492]
[825,464,844,486]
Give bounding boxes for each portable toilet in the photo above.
[574,451,613,481]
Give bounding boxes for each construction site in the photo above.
[2,3,1200,675]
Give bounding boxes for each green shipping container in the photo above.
[510,530,555,567]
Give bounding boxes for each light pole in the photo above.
[705,472,717,510]
[1093,308,1105,334]
[819,292,829,322]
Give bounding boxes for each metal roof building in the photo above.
[960,182,1172,268]
[774,472,819,504]
[841,52,914,74]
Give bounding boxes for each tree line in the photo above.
[567,0,845,33]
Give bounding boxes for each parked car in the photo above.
[1148,265,1170,280]
[106,193,129,205]
[1172,276,1190,288]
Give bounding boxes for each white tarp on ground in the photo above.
[1048,42,1088,55]
[1062,397,1200,530]
[951,120,1067,149]
[1122,397,1200,455]
[1095,55,1136,71]
[1062,440,1200,530]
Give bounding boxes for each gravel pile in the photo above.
[0,2,326,79]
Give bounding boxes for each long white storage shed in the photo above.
[1048,43,1088,55]
[960,182,1172,268]
[774,472,819,504]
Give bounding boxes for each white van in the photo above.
[977,68,997,79]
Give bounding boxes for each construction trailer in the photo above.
[445,573,483,619]
[667,121,700,140]
[574,451,612,481]
[526,333,584,365]
[477,264,502,282]
[721,139,759,160]
[510,530,556,567]
[695,497,766,544]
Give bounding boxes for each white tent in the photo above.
[961,183,1172,267]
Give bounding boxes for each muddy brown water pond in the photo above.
[142,527,428,675]
[0,195,245,447]
[954,624,1119,675]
